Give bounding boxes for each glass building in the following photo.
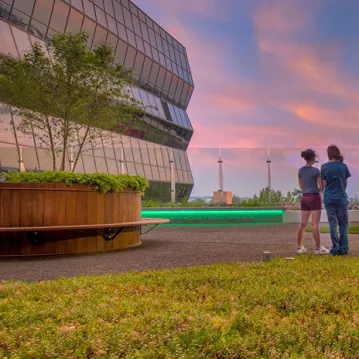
[0,0,194,201]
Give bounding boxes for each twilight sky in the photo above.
[133,0,359,197]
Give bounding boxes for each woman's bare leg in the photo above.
[311,210,322,248]
[297,211,311,248]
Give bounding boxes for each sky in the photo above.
[133,0,359,197]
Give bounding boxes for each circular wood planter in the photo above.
[0,183,142,256]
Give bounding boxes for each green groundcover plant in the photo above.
[1,171,148,194]
[2,257,359,358]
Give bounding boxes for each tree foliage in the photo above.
[0,32,144,171]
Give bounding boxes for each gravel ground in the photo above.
[1,224,358,282]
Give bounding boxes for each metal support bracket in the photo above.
[103,227,124,241]
[27,231,41,245]
[141,224,159,236]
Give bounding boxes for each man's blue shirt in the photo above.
[321,162,351,205]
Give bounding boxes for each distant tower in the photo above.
[218,148,224,203]
[266,148,271,203]
[213,148,232,205]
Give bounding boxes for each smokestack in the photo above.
[218,148,223,202]
[266,148,271,203]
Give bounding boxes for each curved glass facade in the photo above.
[0,0,194,201]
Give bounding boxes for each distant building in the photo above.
[0,0,194,201]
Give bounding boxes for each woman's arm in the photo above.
[317,176,323,192]
[298,176,303,191]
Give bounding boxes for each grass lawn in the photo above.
[2,257,359,358]
[306,225,359,234]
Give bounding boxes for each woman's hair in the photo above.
[327,145,344,162]
[301,149,316,162]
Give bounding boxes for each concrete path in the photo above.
[1,224,358,282]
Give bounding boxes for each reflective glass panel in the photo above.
[123,45,136,69]
[32,0,54,25]
[135,162,144,176]
[131,138,142,162]
[71,0,83,12]
[94,0,104,10]
[126,28,135,47]
[122,6,133,31]
[66,8,83,34]
[106,14,117,34]
[10,8,30,31]
[92,25,107,47]
[0,110,16,144]
[140,56,152,82]
[114,38,127,64]
[148,62,159,86]
[13,0,34,16]
[103,0,114,16]
[135,35,144,53]
[0,1,11,20]
[161,146,170,167]
[95,6,107,27]
[132,51,144,80]
[152,166,160,181]
[121,0,129,9]
[105,32,117,53]
[11,25,31,57]
[81,17,96,46]
[144,164,152,179]
[140,20,149,42]
[107,159,118,174]
[132,14,141,36]
[0,21,18,57]
[162,71,173,94]
[113,0,124,23]
[158,166,167,181]
[94,156,108,173]
[82,0,96,20]
[117,21,126,40]
[82,154,97,173]
[155,66,166,90]
[139,140,149,164]
[155,33,163,52]
[126,161,136,175]
[143,41,151,57]
[148,27,156,47]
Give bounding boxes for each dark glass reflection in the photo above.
[144,181,193,202]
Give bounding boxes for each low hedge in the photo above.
[0,171,148,194]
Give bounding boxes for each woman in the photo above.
[296,149,329,255]
[321,145,351,256]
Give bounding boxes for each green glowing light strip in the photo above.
[141,210,283,216]
[141,209,284,225]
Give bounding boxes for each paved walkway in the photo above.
[1,224,358,282]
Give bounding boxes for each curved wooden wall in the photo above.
[0,183,142,256]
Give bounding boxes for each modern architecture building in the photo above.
[0,0,194,201]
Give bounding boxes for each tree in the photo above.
[0,32,143,171]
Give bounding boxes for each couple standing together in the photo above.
[297,145,351,256]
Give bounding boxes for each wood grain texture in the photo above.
[0,183,143,256]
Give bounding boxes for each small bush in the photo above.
[2,171,148,194]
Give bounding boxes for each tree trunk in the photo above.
[72,125,90,172]
[60,118,69,171]
[44,115,57,171]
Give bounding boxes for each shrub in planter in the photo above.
[1,171,148,194]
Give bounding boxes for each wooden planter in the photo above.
[0,183,142,256]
